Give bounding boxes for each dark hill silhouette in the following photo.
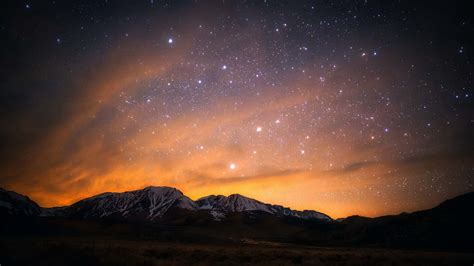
[1,187,473,251]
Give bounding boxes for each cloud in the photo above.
[182,168,307,187]
[341,161,378,172]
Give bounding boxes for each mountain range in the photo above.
[0,186,331,222]
[1,186,473,251]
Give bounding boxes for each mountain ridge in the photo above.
[1,186,473,250]
[3,185,473,220]
[0,186,332,222]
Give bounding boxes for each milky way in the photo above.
[1,1,473,217]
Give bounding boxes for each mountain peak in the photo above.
[3,186,332,222]
[0,187,41,216]
[196,193,271,213]
[142,186,183,195]
[57,185,197,221]
[143,185,178,191]
[228,193,243,197]
[194,192,332,221]
[227,193,252,199]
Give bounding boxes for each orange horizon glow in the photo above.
[2,7,472,219]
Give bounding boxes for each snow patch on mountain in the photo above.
[1,186,332,222]
[196,193,332,221]
[57,186,198,221]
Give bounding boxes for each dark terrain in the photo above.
[1,187,473,265]
[2,238,473,266]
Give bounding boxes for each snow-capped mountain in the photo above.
[197,194,272,212]
[2,186,332,222]
[196,194,331,221]
[47,186,198,221]
[0,188,42,216]
[2,185,473,251]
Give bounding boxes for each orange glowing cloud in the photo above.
[2,14,472,219]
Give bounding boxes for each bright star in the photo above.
[256,127,262,132]
[229,163,236,170]
[168,38,173,44]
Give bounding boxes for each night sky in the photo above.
[1,0,473,218]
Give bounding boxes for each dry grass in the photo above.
[1,238,473,265]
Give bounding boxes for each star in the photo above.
[3,0,472,220]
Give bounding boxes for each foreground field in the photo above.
[1,238,473,265]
